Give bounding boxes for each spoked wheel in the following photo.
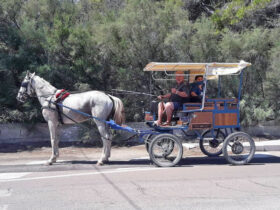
[200,129,225,157]
[145,134,154,153]
[222,132,255,165]
[149,134,183,167]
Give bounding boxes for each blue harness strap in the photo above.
[53,102,159,136]
[106,120,137,133]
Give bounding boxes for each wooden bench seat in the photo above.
[177,98,239,129]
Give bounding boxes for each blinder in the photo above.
[19,79,35,99]
[21,81,29,88]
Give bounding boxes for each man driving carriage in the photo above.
[154,71,189,126]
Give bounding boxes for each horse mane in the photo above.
[34,75,57,92]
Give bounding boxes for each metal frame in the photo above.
[180,68,245,130]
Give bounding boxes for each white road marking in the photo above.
[115,167,150,171]
[25,160,66,165]
[0,167,167,183]
[0,205,8,210]
[0,172,31,180]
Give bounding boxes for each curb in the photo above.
[254,140,280,151]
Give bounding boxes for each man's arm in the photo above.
[191,91,198,97]
[176,90,188,98]
[158,93,171,100]
[173,86,188,98]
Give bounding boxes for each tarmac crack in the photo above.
[93,166,142,210]
[214,181,250,194]
[130,181,147,195]
[249,179,279,190]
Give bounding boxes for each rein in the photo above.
[111,89,157,97]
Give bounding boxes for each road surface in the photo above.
[1,145,280,210]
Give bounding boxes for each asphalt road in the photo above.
[1,145,280,210]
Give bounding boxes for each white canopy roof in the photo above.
[144,60,251,77]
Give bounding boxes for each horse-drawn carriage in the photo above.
[17,61,255,167]
[142,60,255,167]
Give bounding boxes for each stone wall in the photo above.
[0,123,81,144]
[0,122,279,145]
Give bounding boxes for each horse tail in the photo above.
[111,96,125,125]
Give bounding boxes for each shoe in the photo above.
[153,121,161,127]
[161,121,171,127]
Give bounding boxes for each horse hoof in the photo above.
[45,161,53,166]
[96,161,104,166]
[97,159,109,166]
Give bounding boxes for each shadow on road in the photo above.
[180,154,280,166]
[1,153,280,173]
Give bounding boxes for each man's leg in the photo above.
[157,102,165,125]
[165,102,174,123]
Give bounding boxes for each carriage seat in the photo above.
[175,98,239,129]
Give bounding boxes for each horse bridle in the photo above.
[18,77,36,100]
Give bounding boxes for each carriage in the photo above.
[141,60,256,167]
[17,61,255,167]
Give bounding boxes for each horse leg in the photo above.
[46,120,59,165]
[95,121,112,166]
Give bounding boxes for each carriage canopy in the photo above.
[144,60,251,79]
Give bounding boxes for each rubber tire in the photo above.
[149,133,183,167]
[200,129,225,157]
[222,132,255,165]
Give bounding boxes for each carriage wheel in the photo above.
[199,129,225,157]
[222,132,255,165]
[149,134,183,167]
[145,134,154,153]
[147,134,175,158]
[145,134,175,156]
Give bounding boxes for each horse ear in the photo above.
[26,71,31,78]
[30,72,35,78]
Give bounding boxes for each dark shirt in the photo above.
[170,82,189,103]
[190,81,204,102]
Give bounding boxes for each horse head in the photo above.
[16,71,36,103]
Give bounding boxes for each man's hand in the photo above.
[158,95,163,100]
[171,88,177,94]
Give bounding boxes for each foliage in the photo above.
[211,0,272,30]
[0,0,279,126]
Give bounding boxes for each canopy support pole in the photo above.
[218,76,221,98]
[238,70,244,103]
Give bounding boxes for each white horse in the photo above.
[17,72,125,165]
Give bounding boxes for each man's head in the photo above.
[175,71,184,83]
[195,75,203,82]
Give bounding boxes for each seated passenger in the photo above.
[190,75,204,103]
[155,71,189,126]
